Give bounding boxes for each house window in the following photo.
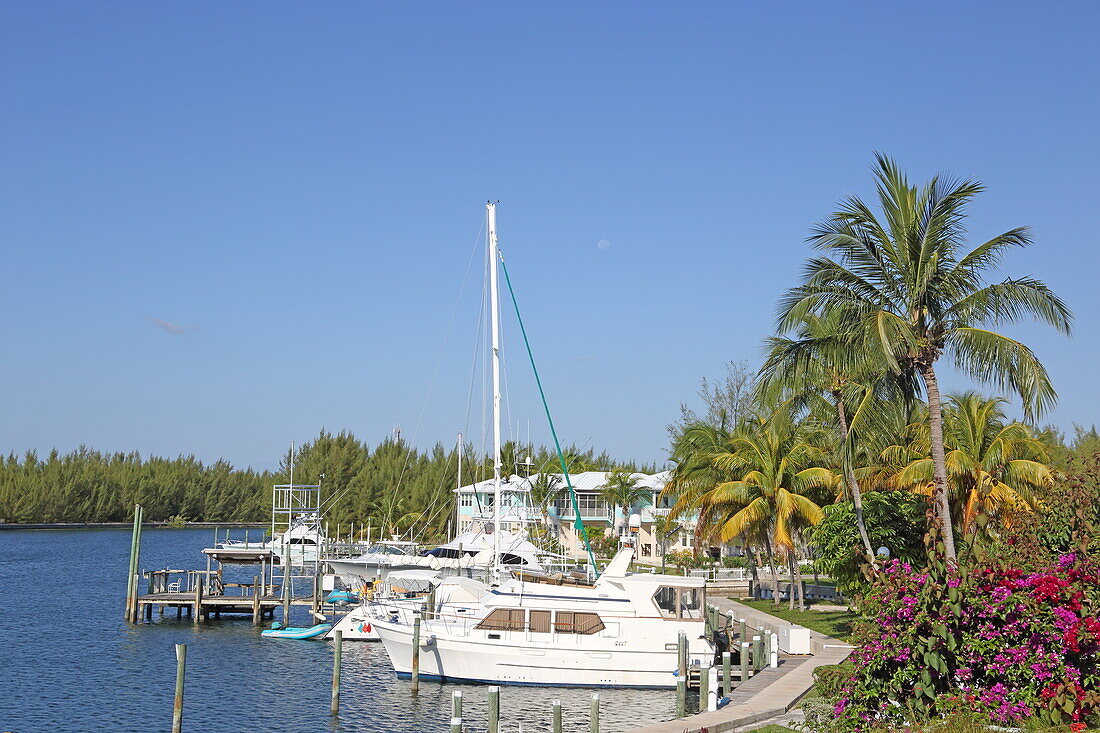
[476,608,525,631]
[555,611,604,635]
[642,543,652,557]
[460,494,474,508]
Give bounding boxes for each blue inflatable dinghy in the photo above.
[261,621,333,640]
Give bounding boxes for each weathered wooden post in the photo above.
[452,690,463,719]
[740,641,750,681]
[172,643,186,733]
[699,659,711,713]
[331,630,342,715]
[449,716,461,733]
[488,686,500,733]
[552,699,562,733]
[722,651,732,696]
[752,635,763,672]
[411,616,421,694]
[252,574,261,625]
[590,692,600,733]
[192,580,203,626]
[125,504,143,621]
[739,619,747,645]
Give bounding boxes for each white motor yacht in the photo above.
[369,548,714,688]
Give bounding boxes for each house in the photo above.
[454,470,699,563]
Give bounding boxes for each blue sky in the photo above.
[2,2,1097,471]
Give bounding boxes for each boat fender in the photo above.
[271,622,283,630]
[420,634,436,648]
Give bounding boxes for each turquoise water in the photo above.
[0,528,680,732]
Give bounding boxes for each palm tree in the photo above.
[779,154,1072,560]
[528,472,565,530]
[890,392,1052,538]
[663,422,731,555]
[691,406,836,605]
[651,512,681,572]
[759,310,900,560]
[600,468,650,540]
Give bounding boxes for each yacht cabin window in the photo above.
[555,611,604,635]
[476,608,526,631]
[475,608,604,634]
[529,610,551,633]
[653,586,704,620]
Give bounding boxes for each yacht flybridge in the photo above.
[369,548,715,687]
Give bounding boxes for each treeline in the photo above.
[0,430,654,539]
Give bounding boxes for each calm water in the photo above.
[0,529,680,732]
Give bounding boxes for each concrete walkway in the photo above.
[625,599,854,733]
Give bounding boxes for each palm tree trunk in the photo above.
[787,552,796,611]
[748,544,760,596]
[764,535,781,606]
[919,363,958,562]
[834,393,875,559]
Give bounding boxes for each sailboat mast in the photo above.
[487,201,502,570]
[456,431,463,537]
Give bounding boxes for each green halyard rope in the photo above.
[498,254,599,578]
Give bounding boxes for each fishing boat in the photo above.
[261,621,333,640]
[204,512,326,565]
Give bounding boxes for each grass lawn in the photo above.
[735,598,857,642]
[745,726,797,733]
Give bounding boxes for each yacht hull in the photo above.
[372,617,705,689]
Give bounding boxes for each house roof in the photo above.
[455,470,671,494]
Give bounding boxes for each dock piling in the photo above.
[752,635,763,672]
[707,665,719,711]
[676,677,686,718]
[331,630,342,715]
[740,641,750,681]
[172,643,186,733]
[192,581,203,626]
[252,575,261,625]
[552,699,561,733]
[124,504,143,621]
[452,690,462,720]
[590,692,600,733]
[411,616,421,694]
[722,651,732,696]
[281,541,291,623]
[488,686,500,733]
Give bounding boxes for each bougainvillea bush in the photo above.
[824,534,1100,731]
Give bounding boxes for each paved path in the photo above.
[625,599,853,733]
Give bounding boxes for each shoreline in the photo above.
[0,521,266,531]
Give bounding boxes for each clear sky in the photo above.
[2,2,1098,471]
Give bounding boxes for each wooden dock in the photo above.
[132,568,328,625]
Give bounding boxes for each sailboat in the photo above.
[370,202,715,687]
